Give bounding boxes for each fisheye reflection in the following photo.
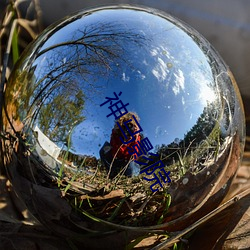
[2,6,245,231]
[4,7,240,180]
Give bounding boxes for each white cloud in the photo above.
[182,96,185,105]
[150,49,158,56]
[137,70,146,80]
[122,72,130,82]
[172,69,185,95]
[152,57,169,82]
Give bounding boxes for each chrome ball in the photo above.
[2,5,245,248]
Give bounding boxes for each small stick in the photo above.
[152,188,250,250]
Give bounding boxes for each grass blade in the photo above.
[11,25,19,64]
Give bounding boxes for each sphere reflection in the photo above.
[2,5,245,244]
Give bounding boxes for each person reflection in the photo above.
[100,112,141,179]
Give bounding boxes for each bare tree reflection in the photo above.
[5,21,149,147]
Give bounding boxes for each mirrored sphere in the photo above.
[2,5,245,246]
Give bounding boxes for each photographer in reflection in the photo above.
[100,112,141,179]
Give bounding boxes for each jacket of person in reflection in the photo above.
[100,112,141,178]
[110,112,141,161]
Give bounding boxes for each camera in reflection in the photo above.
[124,122,135,137]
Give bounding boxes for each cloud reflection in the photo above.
[173,69,185,95]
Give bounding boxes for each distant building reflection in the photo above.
[33,125,61,170]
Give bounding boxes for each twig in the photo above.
[106,144,123,180]
[0,231,63,240]
[33,0,43,32]
[0,19,18,128]
[152,188,250,250]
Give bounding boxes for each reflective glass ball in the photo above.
[2,5,245,247]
